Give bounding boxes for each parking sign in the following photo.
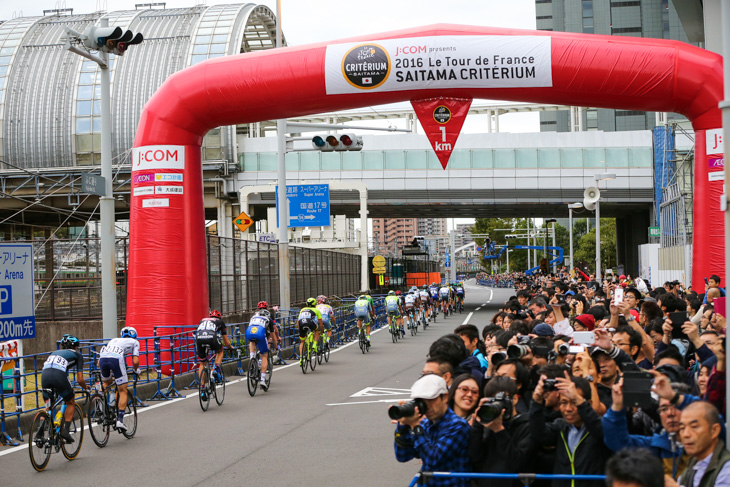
[0,243,35,340]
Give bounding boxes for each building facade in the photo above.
[536,0,694,132]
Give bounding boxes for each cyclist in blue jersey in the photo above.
[354,295,375,346]
[455,282,465,311]
[246,301,277,390]
[40,335,90,443]
[316,295,336,347]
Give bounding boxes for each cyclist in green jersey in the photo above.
[354,295,375,346]
[385,291,405,337]
[297,298,324,356]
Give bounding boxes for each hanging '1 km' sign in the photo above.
[411,97,472,169]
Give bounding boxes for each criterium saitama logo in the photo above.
[342,43,391,90]
[433,106,452,124]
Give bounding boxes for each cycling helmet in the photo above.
[306,297,317,307]
[209,310,222,319]
[317,295,327,304]
[60,334,79,349]
[257,301,268,309]
[120,326,138,339]
[395,290,402,295]
[388,290,395,296]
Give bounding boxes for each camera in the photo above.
[477,392,513,423]
[388,398,428,420]
[517,335,531,345]
[557,343,570,356]
[491,351,507,367]
[507,344,530,359]
[543,378,558,391]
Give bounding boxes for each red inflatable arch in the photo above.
[130,24,723,335]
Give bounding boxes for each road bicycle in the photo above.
[387,315,400,343]
[29,387,85,471]
[406,312,418,336]
[420,307,429,330]
[197,344,225,411]
[300,327,318,373]
[357,322,371,354]
[247,342,273,396]
[316,334,330,365]
[88,370,138,447]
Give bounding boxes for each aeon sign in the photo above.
[132,145,185,172]
[133,173,154,184]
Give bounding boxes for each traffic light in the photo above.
[311,133,363,151]
[82,24,143,55]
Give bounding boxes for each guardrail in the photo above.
[476,278,515,288]
[0,296,387,445]
[409,472,607,486]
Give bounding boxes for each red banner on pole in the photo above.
[411,97,472,170]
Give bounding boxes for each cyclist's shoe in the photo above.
[60,422,74,443]
[313,343,318,353]
[366,335,371,346]
[200,390,208,402]
[212,370,221,383]
[260,376,268,391]
[115,420,128,432]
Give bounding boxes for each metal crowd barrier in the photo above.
[0,297,388,445]
[476,278,515,288]
[409,472,607,486]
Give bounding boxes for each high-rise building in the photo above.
[371,218,418,256]
[417,218,447,238]
[455,223,474,249]
[536,0,695,132]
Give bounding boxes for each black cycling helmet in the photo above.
[60,334,79,349]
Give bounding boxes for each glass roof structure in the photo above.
[0,3,281,169]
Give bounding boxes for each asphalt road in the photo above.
[2,281,513,486]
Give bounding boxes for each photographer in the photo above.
[392,374,471,486]
[494,358,532,414]
[469,377,535,487]
[529,372,611,486]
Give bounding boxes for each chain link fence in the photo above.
[26,236,361,321]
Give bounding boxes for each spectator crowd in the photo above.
[391,271,728,487]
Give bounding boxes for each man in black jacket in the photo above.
[529,372,612,487]
[469,377,535,487]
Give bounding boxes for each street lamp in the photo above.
[593,173,616,280]
[545,218,557,273]
[567,203,583,272]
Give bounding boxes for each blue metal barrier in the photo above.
[476,278,515,288]
[409,472,607,486]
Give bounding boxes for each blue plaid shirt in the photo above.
[394,408,471,487]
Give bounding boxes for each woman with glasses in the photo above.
[447,374,481,420]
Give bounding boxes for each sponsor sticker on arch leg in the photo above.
[132,145,186,205]
[325,35,552,94]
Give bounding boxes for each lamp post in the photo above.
[593,173,616,280]
[545,219,557,274]
[568,203,583,272]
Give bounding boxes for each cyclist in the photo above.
[428,282,440,317]
[439,283,451,315]
[354,294,375,346]
[195,310,232,401]
[257,301,282,356]
[419,285,432,324]
[40,334,89,443]
[404,291,418,330]
[298,298,324,356]
[363,290,376,322]
[455,281,465,311]
[316,295,336,348]
[246,302,277,390]
[385,290,405,338]
[98,326,141,431]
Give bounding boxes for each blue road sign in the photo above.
[0,243,35,340]
[276,184,330,228]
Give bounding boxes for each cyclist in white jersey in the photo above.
[439,285,451,314]
[316,295,336,347]
[419,286,432,322]
[404,292,418,328]
[98,327,141,431]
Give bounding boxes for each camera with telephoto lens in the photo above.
[557,343,570,356]
[388,398,428,420]
[477,392,514,423]
[517,335,531,345]
[491,351,507,367]
[543,378,558,391]
[507,344,530,359]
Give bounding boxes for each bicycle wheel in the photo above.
[324,339,330,363]
[265,353,273,388]
[390,323,396,343]
[121,392,138,438]
[88,394,110,448]
[300,341,308,374]
[309,338,317,370]
[61,403,84,460]
[359,329,366,354]
[214,367,225,406]
[316,337,323,365]
[199,367,211,411]
[248,356,259,396]
[29,411,52,472]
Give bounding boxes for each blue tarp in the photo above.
[653,126,675,226]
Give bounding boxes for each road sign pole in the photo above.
[277,120,290,311]
[449,230,456,282]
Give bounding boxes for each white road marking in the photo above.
[351,387,410,397]
[475,307,481,311]
[326,398,403,406]
[462,312,473,325]
[0,326,388,457]
[488,288,494,302]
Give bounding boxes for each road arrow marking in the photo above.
[351,386,411,397]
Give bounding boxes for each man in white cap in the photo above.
[393,374,471,486]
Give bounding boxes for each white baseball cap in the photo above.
[410,374,448,400]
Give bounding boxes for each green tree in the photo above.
[574,219,617,273]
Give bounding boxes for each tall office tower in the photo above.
[372,218,419,256]
[455,223,475,248]
[417,218,447,237]
[536,0,695,132]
